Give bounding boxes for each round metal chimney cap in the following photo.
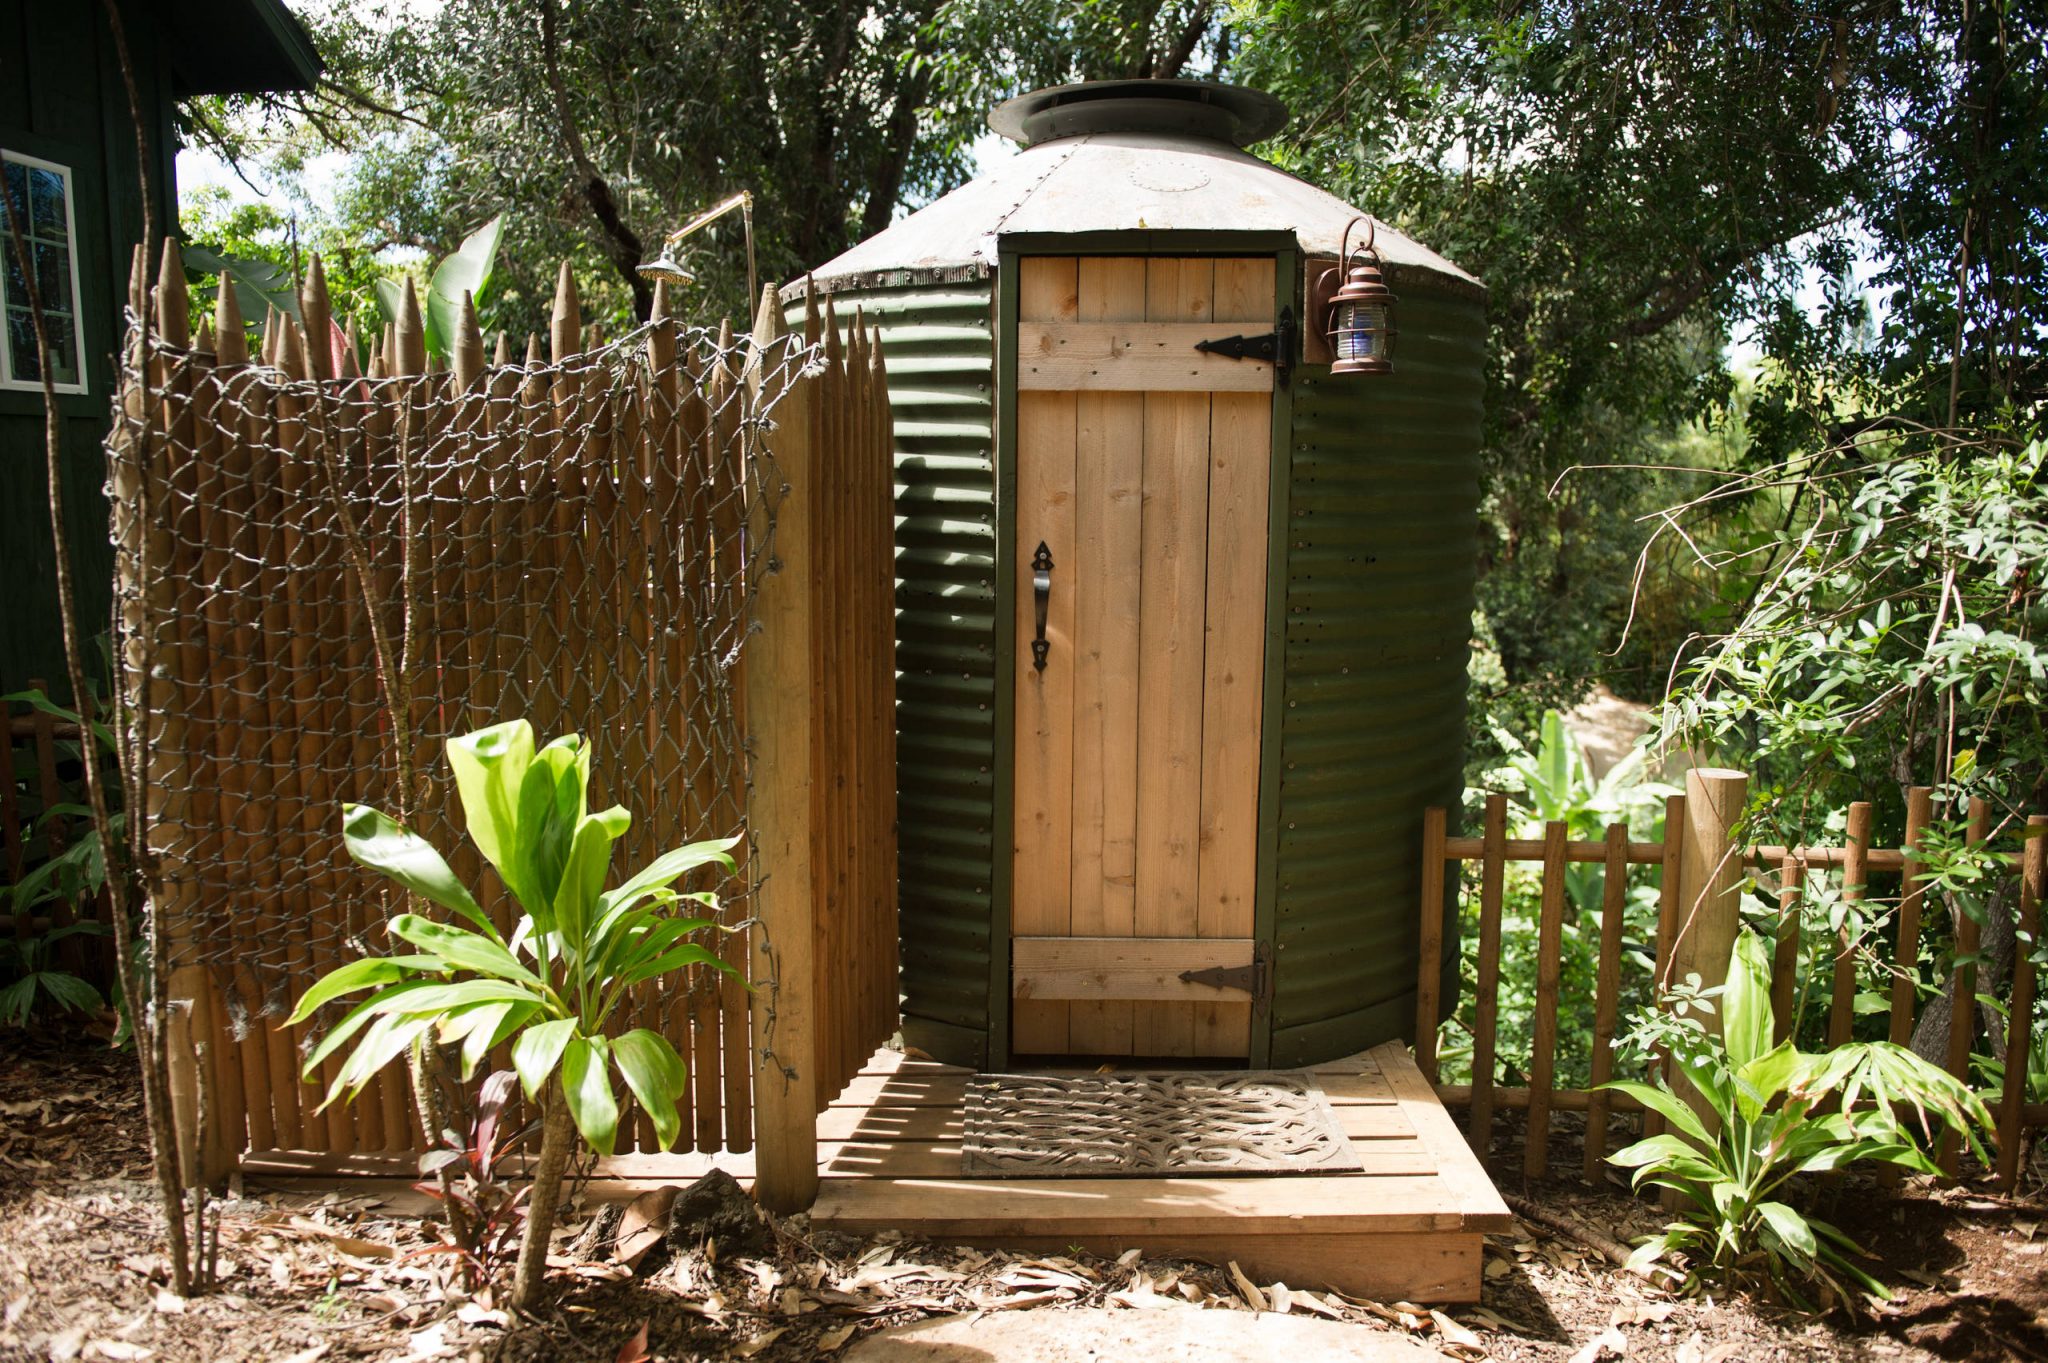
[989,79,1289,148]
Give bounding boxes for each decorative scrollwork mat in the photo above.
[960,1071,1361,1177]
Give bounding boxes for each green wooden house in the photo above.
[0,0,319,697]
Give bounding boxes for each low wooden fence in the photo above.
[1416,767,2046,1190]
[99,245,897,1212]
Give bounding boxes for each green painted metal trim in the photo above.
[997,230,1302,259]
[989,252,1022,1068]
[1248,245,1300,1069]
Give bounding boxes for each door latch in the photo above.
[1193,306,1293,388]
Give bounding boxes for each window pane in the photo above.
[1,161,24,222]
[43,311,76,385]
[35,240,68,311]
[8,306,39,382]
[29,167,63,235]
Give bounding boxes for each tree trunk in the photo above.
[1910,879,2017,1065]
[510,1079,577,1311]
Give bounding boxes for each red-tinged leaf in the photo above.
[615,1320,651,1363]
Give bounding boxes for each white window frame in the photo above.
[0,150,89,396]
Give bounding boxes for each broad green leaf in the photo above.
[554,806,630,954]
[1608,1132,1713,1170]
[1721,930,1774,1070]
[1756,1201,1817,1259]
[1732,1038,1801,1122]
[388,914,542,987]
[562,1035,620,1156]
[287,954,446,1025]
[1597,1080,1713,1147]
[340,804,496,937]
[511,1017,577,1101]
[597,836,741,921]
[424,215,504,358]
[366,978,541,1017]
[622,941,742,989]
[182,242,299,326]
[447,719,536,903]
[611,1029,687,1151]
[517,737,589,912]
[373,275,408,330]
[302,979,442,1075]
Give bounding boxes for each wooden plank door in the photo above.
[1010,254,1274,1059]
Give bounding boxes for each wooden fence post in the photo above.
[1669,768,1748,1131]
[745,288,820,1214]
[1414,806,1446,1083]
[1998,814,2044,1189]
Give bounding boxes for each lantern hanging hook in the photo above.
[1339,214,1381,270]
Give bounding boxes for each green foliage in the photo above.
[0,925,104,1026]
[1437,713,1673,1090]
[1665,440,2048,846]
[368,214,504,359]
[291,720,742,1157]
[1604,931,1994,1306]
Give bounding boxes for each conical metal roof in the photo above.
[802,82,1479,295]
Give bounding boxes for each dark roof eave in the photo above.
[169,0,323,99]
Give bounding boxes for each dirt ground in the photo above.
[1,1029,2043,1363]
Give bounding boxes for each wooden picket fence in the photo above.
[1416,768,2047,1190]
[98,245,897,1212]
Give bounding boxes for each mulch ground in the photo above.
[1,1028,2042,1363]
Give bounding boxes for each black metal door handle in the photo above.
[1031,541,1054,671]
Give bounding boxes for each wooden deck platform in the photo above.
[810,1041,1511,1303]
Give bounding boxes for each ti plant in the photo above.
[1602,930,1994,1308]
[288,719,742,1309]
[411,1069,531,1292]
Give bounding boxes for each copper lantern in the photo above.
[1326,216,1397,375]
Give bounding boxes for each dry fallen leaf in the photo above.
[1569,1325,1628,1363]
[1611,1300,1674,1327]
[150,1291,184,1315]
[1226,1261,1266,1312]
[614,1187,679,1270]
[86,1342,153,1361]
[275,1345,329,1363]
[816,1323,858,1352]
[734,1328,786,1357]
[613,1320,651,1363]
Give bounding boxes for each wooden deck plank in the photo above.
[1371,1041,1514,1228]
[817,1102,1415,1144]
[821,1138,1439,1180]
[810,1172,1483,1237]
[959,1232,1485,1304]
[828,1070,1398,1110]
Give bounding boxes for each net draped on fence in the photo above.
[105,263,818,1163]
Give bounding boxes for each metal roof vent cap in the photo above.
[988,78,1289,149]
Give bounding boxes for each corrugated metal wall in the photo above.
[794,280,1000,1067]
[805,266,1484,1070]
[1267,279,1486,1065]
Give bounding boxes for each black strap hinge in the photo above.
[1178,944,1273,1012]
[1192,307,1292,388]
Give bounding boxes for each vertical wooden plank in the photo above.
[1997,814,2044,1189]
[1524,820,1568,1179]
[744,295,819,1213]
[1192,256,1272,1059]
[1065,258,1146,1058]
[1583,822,1628,1183]
[1467,793,1507,1159]
[1772,853,1802,1045]
[1132,256,1212,1059]
[1011,256,1078,1056]
[1646,793,1685,1139]
[1670,770,1746,1142]
[1939,797,1992,1176]
[1415,807,1448,1083]
[1893,787,1934,1045]
[1831,802,1871,1048]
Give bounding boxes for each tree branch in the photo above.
[537,0,652,319]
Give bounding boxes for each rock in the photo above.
[663,1168,772,1257]
[845,1310,1438,1362]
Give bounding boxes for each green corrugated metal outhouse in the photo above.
[796,79,1486,1070]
